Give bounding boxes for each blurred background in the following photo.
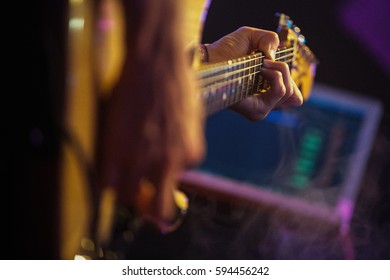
[13,0,389,259]
[124,0,390,260]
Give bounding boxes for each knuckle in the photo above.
[270,31,279,41]
[282,62,290,73]
[267,31,280,46]
[275,61,289,73]
[296,94,304,106]
[287,82,294,96]
[275,71,284,84]
[237,26,252,34]
[290,86,295,97]
[277,84,287,98]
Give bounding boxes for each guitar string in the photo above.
[199,55,294,89]
[202,57,295,114]
[198,46,295,70]
[198,52,295,86]
[200,57,294,94]
[202,57,294,103]
[197,46,295,75]
[204,69,262,114]
[202,70,261,97]
[197,51,294,82]
[198,48,294,73]
[195,47,296,114]
[198,58,294,99]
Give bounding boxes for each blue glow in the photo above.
[264,111,299,128]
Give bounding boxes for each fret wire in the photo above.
[230,59,240,107]
[237,57,243,105]
[234,58,241,105]
[198,52,295,84]
[232,59,238,104]
[253,55,262,93]
[198,53,286,78]
[240,57,246,103]
[240,56,248,104]
[237,57,245,104]
[223,60,236,109]
[203,71,261,97]
[199,46,294,70]
[203,70,261,111]
[198,46,295,75]
[200,60,294,102]
[206,80,256,114]
[202,46,302,115]
[220,65,228,109]
[198,53,263,73]
[250,55,255,100]
[251,55,258,97]
[241,58,248,104]
[198,56,294,88]
[207,81,253,114]
[198,58,252,88]
[203,55,294,115]
[198,55,262,80]
[246,56,254,100]
[201,49,296,115]
[230,61,237,105]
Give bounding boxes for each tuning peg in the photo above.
[275,12,284,19]
[275,12,292,27]
[293,25,301,34]
[298,34,306,44]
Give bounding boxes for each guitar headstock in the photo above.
[276,13,318,101]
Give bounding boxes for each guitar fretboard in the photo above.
[197,47,295,115]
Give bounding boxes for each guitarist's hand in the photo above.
[206,26,303,121]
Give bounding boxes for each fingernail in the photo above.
[270,49,276,60]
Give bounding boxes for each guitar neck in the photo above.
[197,47,296,115]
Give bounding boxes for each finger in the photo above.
[274,80,303,110]
[246,28,279,60]
[260,68,286,108]
[263,59,293,103]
